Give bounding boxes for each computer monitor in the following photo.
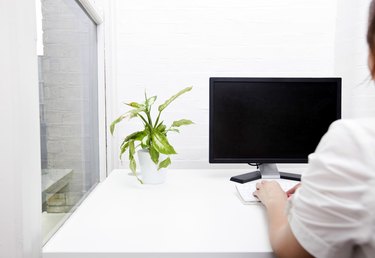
[209,77,342,183]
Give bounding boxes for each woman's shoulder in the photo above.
[330,117,375,129]
[310,117,375,179]
[326,118,375,142]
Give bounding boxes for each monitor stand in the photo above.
[230,163,301,184]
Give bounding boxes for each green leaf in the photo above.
[144,90,148,102]
[138,114,152,130]
[128,140,143,183]
[110,107,147,135]
[151,131,177,155]
[128,140,136,173]
[119,141,129,160]
[158,86,192,112]
[136,131,147,141]
[129,155,143,184]
[129,140,136,160]
[158,157,171,170]
[144,94,157,111]
[171,119,194,127]
[149,145,159,164]
[157,123,166,133]
[129,156,136,174]
[120,137,128,148]
[129,107,145,118]
[147,96,157,107]
[125,102,143,108]
[141,135,149,149]
[124,131,147,142]
[168,128,180,133]
[110,115,126,135]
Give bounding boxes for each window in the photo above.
[37,0,102,243]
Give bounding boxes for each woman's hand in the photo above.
[253,180,288,208]
[254,180,312,258]
[286,183,301,198]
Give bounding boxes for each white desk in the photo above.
[43,169,303,258]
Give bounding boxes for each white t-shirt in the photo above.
[288,119,375,258]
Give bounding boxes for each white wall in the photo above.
[108,0,374,170]
[0,0,41,257]
[334,0,375,118]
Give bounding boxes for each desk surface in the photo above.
[43,168,303,258]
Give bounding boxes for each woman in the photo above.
[253,2,375,258]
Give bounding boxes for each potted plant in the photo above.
[110,87,193,184]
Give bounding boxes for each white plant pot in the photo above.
[137,149,167,184]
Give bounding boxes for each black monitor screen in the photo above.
[209,77,341,163]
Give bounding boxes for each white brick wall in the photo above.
[107,0,374,169]
[40,0,100,205]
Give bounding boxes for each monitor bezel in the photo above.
[209,77,342,164]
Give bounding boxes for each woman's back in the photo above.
[288,118,375,258]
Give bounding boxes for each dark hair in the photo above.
[367,1,375,77]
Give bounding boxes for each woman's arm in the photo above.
[254,181,313,258]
